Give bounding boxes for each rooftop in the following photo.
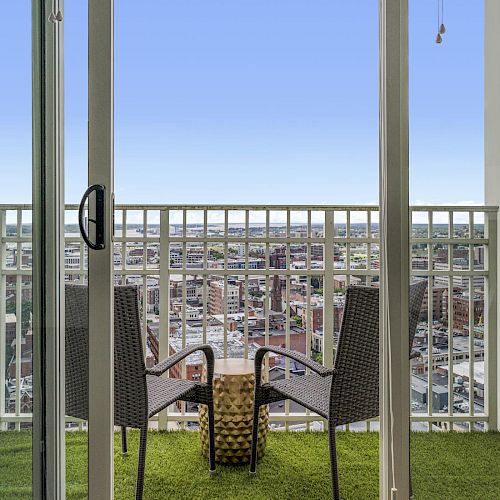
[5,313,16,324]
[444,360,485,386]
[169,326,259,363]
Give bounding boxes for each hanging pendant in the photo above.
[436,33,443,44]
[439,23,446,34]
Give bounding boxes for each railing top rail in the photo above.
[0,204,498,212]
[410,205,499,212]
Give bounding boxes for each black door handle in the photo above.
[78,184,106,250]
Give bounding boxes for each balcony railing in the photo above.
[0,204,497,431]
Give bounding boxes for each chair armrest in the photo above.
[146,344,215,382]
[254,346,334,386]
[410,349,422,360]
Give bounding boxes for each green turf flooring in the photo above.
[0,430,499,499]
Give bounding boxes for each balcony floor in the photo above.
[0,430,499,499]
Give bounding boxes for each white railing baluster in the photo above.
[285,209,291,429]
[244,210,249,359]
[346,210,351,283]
[305,210,312,430]
[427,210,433,427]
[223,210,228,359]
[181,209,187,423]
[142,210,148,355]
[121,209,127,278]
[447,211,454,430]
[468,211,475,426]
[158,209,170,430]
[203,209,208,346]
[485,210,498,430]
[323,210,335,369]
[15,211,22,430]
[367,209,372,287]
[264,210,270,377]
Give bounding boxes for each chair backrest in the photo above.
[65,284,89,421]
[65,283,148,427]
[330,286,379,426]
[330,281,427,426]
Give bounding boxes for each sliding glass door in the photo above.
[1,1,114,497]
[0,2,40,496]
[1,1,413,498]
[64,0,115,496]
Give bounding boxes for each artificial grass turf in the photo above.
[0,430,499,499]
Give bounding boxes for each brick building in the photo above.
[208,281,240,315]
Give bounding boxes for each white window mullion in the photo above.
[484,0,500,432]
[379,0,410,498]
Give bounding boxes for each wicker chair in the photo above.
[250,280,427,499]
[65,283,216,500]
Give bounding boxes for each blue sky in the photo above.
[1,1,484,205]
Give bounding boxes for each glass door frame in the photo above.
[29,0,412,497]
[87,0,115,497]
[379,0,410,498]
[32,0,65,498]
[31,0,115,498]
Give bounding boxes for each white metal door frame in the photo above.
[484,0,500,433]
[87,0,115,497]
[379,0,410,498]
[32,0,66,498]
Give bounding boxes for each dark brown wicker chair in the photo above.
[65,283,216,500]
[250,280,427,499]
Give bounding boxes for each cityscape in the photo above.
[2,208,488,431]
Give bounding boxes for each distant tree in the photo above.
[6,300,32,334]
[311,352,322,364]
[249,248,265,259]
[292,315,302,327]
[210,250,224,260]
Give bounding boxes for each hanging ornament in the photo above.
[436,0,446,43]
[439,0,446,34]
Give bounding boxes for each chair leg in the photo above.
[328,423,340,500]
[207,399,216,475]
[135,426,148,500]
[249,399,261,474]
[121,426,128,455]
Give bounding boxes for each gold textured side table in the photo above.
[199,358,269,465]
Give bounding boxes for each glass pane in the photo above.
[65,2,89,495]
[0,3,33,495]
[410,1,485,496]
[115,0,380,496]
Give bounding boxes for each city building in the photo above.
[208,280,240,315]
[419,284,447,322]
